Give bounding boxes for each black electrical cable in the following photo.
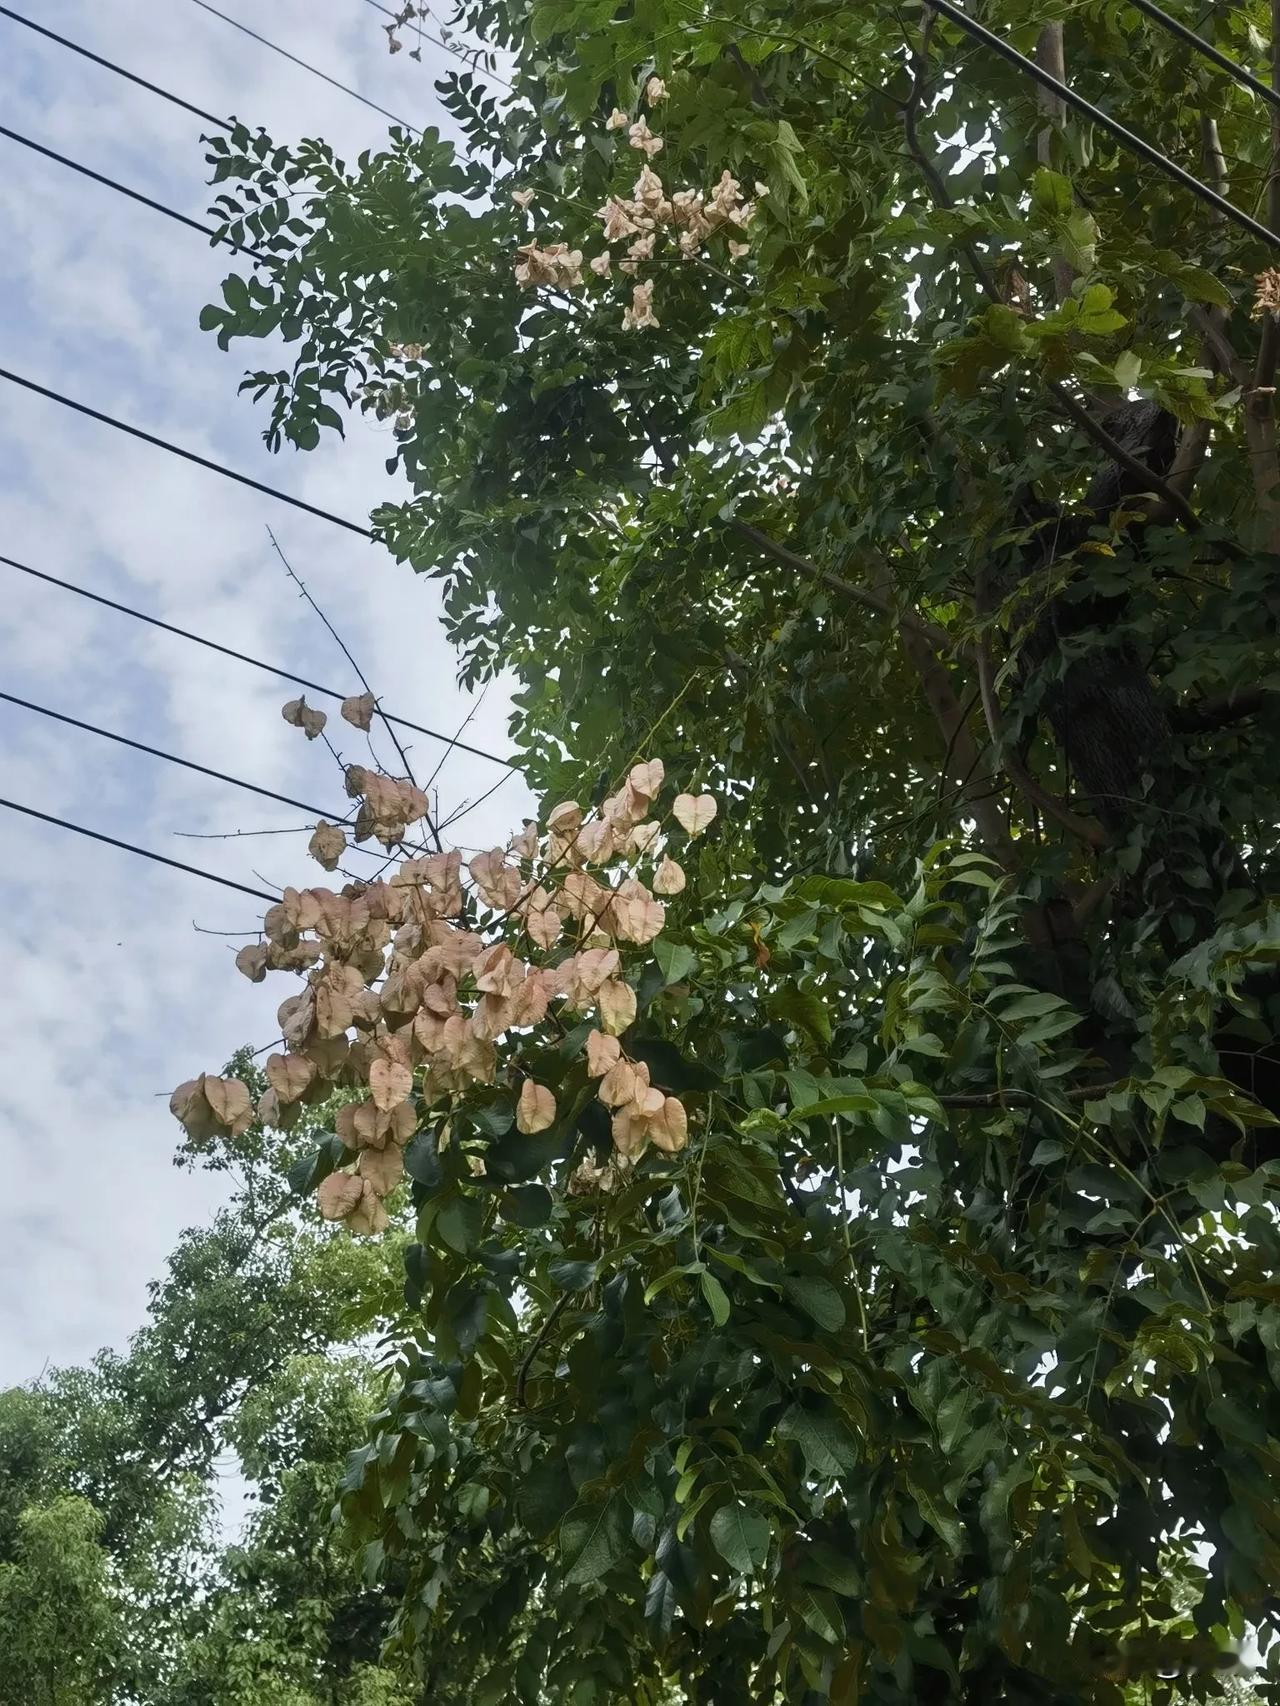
[930,0,1280,251]
[0,796,281,902]
[188,0,418,133]
[0,123,264,260]
[0,556,514,769]
[1127,0,1280,114]
[0,690,347,823]
[0,4,230,129]
[0,368,375,539]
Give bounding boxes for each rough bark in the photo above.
[1013,403,1179,833]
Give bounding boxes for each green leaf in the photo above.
[518,1458,574,1539]
[782,1275,846,1332]
[560,1491,630,1584]
[794,1585,846,1645]
[772,985,832,1047]
[548,1257,598,1292]
[771,119,809,208]
[644,1263,701,1305]
[653,938,699,986]
[795,876,902,912]
[911,1476,965,1555]
[529,2,563,42]
[1059,209,1098,274]
[707,381,770,442]
[1076,283,1127,335]
[221,273,250,313]
[1153,251,1232,308]
[436,1195,483,1256]
[501,1184,554,1227]
[700,1269,731,1326]
[1113,350,1142,390]
[795,1540,861,1596]
[627,1036,721,1092]
[792,1091,878,1120]
[472,1100,515,1138]
[709,1501,771,1574]
[992,991,1068,1021]
[287,1136,343,1195]
[777,1403,860,1477]
[1031,167,1074,219]
[645,1570,679,1640]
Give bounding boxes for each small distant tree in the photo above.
[0,1063,417,1706]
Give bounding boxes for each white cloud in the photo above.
[0,0,531,1379]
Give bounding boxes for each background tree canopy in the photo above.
[27,0,1280,1700]
[0,1058,424,1706]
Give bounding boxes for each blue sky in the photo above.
[0,0,529,1381]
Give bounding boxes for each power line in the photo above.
[1127,0,1280,114]
[0,556,515,769]
[0,690,347,823]
[931,0,1280,252]
[0,123,263,259]
[188,0,418,134]
[0,796,280,903]
[0,367,375,539]
[0,4,230,130]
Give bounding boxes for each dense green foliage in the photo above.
[0,1060,421,1705]
[186,0,1280,1699]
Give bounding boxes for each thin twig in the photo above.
[266,525,443,850]
[423,680,494,796]
[939,1078,1121,1108]
[437,767,519,831]
[726,519,955,653]
[515,1290,573,1407]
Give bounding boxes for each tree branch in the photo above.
[939,1078,1122,1109]
[1166,416,1211,501]
[724,646,820,802]
[515,1291,572,1408]
[900,17,1199,533]
[723,41,772,109]
[1172,686,1275,733]
[973,565,1108,850]
[1043,384,1200,531]
[726,519,953,653]
[1189,305,1245,383]
[267,526,443,851]
[1257,6,1280,394]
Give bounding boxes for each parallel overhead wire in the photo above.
[188,0,418,132]
[1126,0,1280,114]
[930,0,1280,251]
[0,122,263,258]
[0,367,376,539]
[0,690,347,823]
[0,797,281,902]
[0,555,514,769]
[0,4,230,129]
